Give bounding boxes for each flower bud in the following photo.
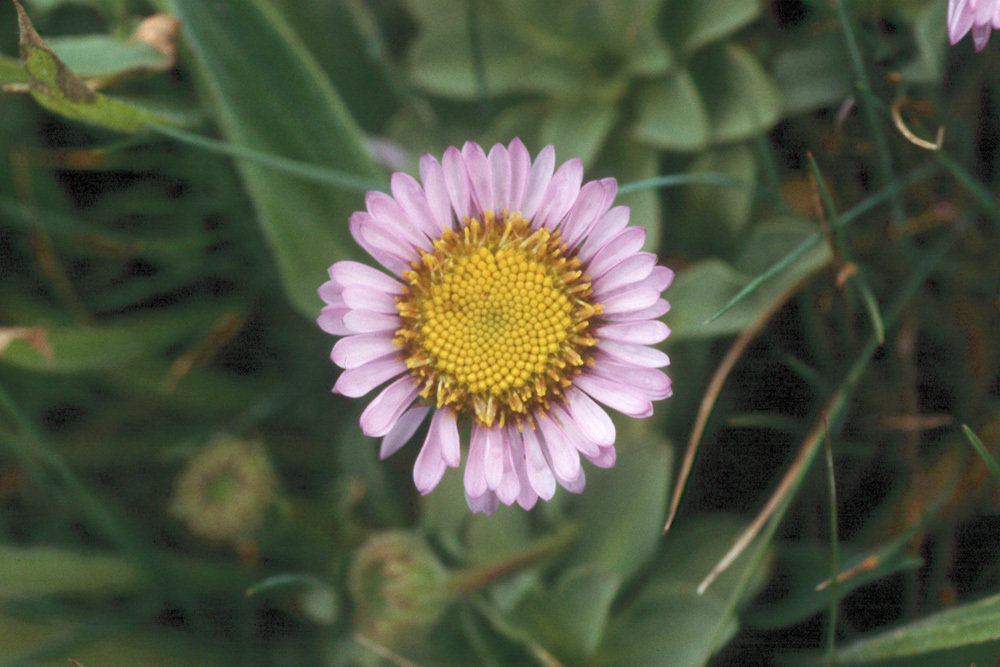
[347,531,448,649]
[170,435,279,543]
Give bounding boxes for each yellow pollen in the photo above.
[394,211,601,428]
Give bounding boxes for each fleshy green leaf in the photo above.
[632,70,711,151]
[773,32,851,116]
[538,101,617,167]
[695,44,782,144]
[157,0,384,317]
[594,515,771,667]
[835,591,1000,663]
[667,218,831,339]
[505,565,621,663]
[9,0,182,131]
[570,431,673,582]
[683,143,758,241]
[0,545,137,597]
[405,0,582,99]
[664,0,762,55]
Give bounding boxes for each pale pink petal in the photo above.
[599,287,662,316]
[520,145,556,219]
[366,192,433,252]
[506,429,539,510]
[483,426,505,491]
[464,426,488,498]
[592,253,658,296]
[566,388,616,447]
[330,261,401,293]
[419,154,454,232]
[585,227,647,278]
[359,376,421,437]
[605,297,671,322]
[494,443,521,505]
[443,146,472,222]
[574,373,654,418]
[973,22,992,49]
[593,359,673,401]
[349,214,411,275]
[537,417,582,482]
[550,404,600,458]
[413,426,448,494]
[464,142,495,217]
[578,206,630,262]
[533,159,584,229]
[465,488,499,515]
[355,220,421,271]
[507,138,531,213]
[390,172,440,238]
[595,320,670,345]
[521,426,556,500]
[334,358,408,398]
[318,305,351,335]
[341,284,398,314]
[586,445,616,469]
[331,333,398,369]
[342,309,400,333]
[597,340,670,368]
[949,0,974,43]
[318,281,341,305]
[380,405,429,459]
[488,143,512,213]
[427,408,461,467]
[559,178,616,247]
[557,466,586,494]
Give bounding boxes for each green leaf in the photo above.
[157,0,384,317]
[625,26,675,77]
[538,101,617,167]
[46,34,172,86]
[694,44,782,144]
[667,218,831,339]
[835,591,1000,663]
[0,54,28,86]
[405,0,582,99]
[0,616,217,667]
[570,431,672,582]
[594,515,771,667]
[897,0,948,84]
[0,305,222,373]
[9,0,182,132]
[664,0,762,55]
[0,545,137,597]
[632,70,711,151]
[683,143,758,241]
[772,33,851,116]
[506,565,620,663]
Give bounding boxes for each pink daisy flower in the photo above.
[948,0,1000,50]
[318,140,672,515]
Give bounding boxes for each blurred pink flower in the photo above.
[319,139,672,514]
[948,0,1000,50]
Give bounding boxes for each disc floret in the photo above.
[394,211,600,429]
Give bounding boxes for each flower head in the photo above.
[319,139,672,515]
[948,0,1000,50]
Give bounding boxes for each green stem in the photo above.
[446,522,578,598]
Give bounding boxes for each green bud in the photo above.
[347,531,448,649]
[170,435,279,543]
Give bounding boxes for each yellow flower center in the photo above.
[395,211,601,428]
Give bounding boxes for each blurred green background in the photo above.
[3,0,1000,664]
